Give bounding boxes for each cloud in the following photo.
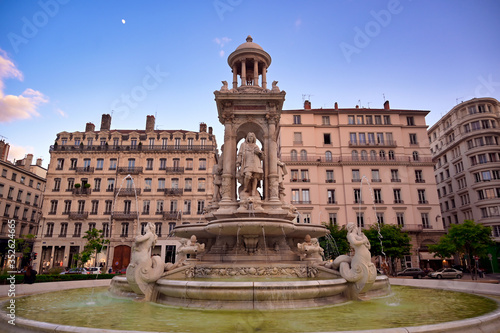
[8,144,35,162]
[295,18,302,28]
[56,108,68,118]
[219,50,225,57]
[0,49,48,123]
[214,37,231,48]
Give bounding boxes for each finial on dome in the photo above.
[246,35,253,43]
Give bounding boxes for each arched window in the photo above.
[370,150,377,160]
[325,151,332,162]
[361,150,367,160]
[300,149,308,161]
[351,150,358,160]
[413,151,419,161]
[291,150,297,161]
[388,150,395,160]
[379,150,386,159]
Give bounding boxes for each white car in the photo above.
[87,267,102,274]
[428,268,463,279]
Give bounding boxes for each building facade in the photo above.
[280,100,444,269]
[32,115,217,272]
[0,142,46,270]
[428,97,500,271]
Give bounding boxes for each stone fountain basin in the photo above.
[174,218,328,239]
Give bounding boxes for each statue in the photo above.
[220,80,229,92]
[271,80,280,92]
[331,222,377,297]
[277,159,287,202]
[126,222,165,301]
[236,132,263,199]
[212,147,223,202]
[177,235,206,261]
[297,234,324,261]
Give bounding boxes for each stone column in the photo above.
[232,64,238,89]
[262,67,267,89]
[63,246,71,268]
[241,59,246,86]
[253,59,259,86]
[221,122,236,202]
[267,119,279,201]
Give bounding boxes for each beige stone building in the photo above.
[279,100,444,269]
[32,115,217,272]
[428,97,500,271]
[0,140,46,270]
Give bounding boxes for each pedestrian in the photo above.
[23,265,37,284]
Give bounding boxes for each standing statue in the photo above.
[126,222,165,301]
[331,222,377,297]
[212,149,223,202]
[236,132,264,199]
[277,159,287,202]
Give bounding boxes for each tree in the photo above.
[15,234,36,268]
[74,228,109,268]
[428,220,494,278]
[363,224,411,275]
[319,223,350,259]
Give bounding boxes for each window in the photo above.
[7,186,14,199]
[293,115,301,124]
[325,151,332,162]
[391,169,400,182]
[412,151,419,161]
[77,200,85,214]
[96,159,104,170]
[327,190,335,204]
[74,223,82,237]
[184,200,191,214]
[121,223,129,237]
[290,150,297,161]
[354,189,362,203]
[94,178,101,191]
[350,133,357,144]
[109,159,117,170]
[45,223,54,237]
[70,158,77,170]
[322,116,330,125]
[158,178,165,190]
[352,169,360,182]
[359,133,366,145]
[128,158,135,169]
[104,200,112,214]
[156,200,164,213]
[407,116,415,126]
[292,189,300,203]
[324,133,331,144]
[371,169,380,182]
[383,115,391,125]
[199,159,207,170]
[91,200,99,215]
[376,133,384,144]
[197,200,205,214]
[185,178,192,191]
[53,178,61,191]
[373,189,382,204]
[351,150,358,160]
[300,150,307,161]
[415,170,424,183]
[393,189,402,203]
[107,178,115,191]
[356,212,364,228]
[63,200,71,214]
[396,213,405,227]
[368,133,375,144]
[56,158,64,170]
[293,132,302,144]
[356,115,364,125]
[142,200,150,214]
[300,169,309,181]
[186,159,193,170]
[198,178,206,191]
[326,170,334,183]
[144,178,152,191]
[146,159,153,170]
[174,138,181,149]
[421,213,430,229]
[376,212,384,225]
[159,158,166,170]
[418,189,427,204]
[409,134,417,145]
[365,115,373,125]
[329,213,337,226]
[291,169,299,181]
[348,115,355,124]
[302,213,311,224]
[170,200,178,212]
[171,178,179,189]
[49,200,58,214]
[374,115,382,125]
[155,223,162,237]
[187,138,193,149]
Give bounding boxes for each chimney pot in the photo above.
[200,123,207,133]
[334,102,338,110]
[36,158,42,166]
[208,127,213,135]
[85,122,95,132]
[304,100,311,109]
[146,115,155,131]
[384,100,390,110]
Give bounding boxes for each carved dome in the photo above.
[235,35,264,51]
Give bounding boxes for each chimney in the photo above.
[304,100,311,109]
[200,123,207,133]
[0,141,9,161]
[24,154,33,170]
[100,114,111,131]
[355,105,359,109]
[334,102,338,110]
[85,122,95,132]
[146,115,155,131]
[384,100,390,110]
[208,127,213,135]
[36,158,42,166]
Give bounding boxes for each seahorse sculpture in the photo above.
[126,222,165,301]
[332,222,377,298]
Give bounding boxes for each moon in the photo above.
[122,19,126,24]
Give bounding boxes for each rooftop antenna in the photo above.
[357,99,361,107]
[0,135,8,141]
[302,94,312,103]
[367,102,371,109]
[111,110,114,117]
[456,97,464,105]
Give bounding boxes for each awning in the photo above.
[419,252,453,261]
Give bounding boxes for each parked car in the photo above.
[396,268,426,279]
[60,268,90,275]
[429,268,463,279]
[114,268,127,275]
[87,267,102,274]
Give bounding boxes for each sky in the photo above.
[0,0,499,168]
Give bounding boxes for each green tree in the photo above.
[428,220,494,277]
[363,224,411,275]
[74,228,109,268]
[15,234,36,267]
[320,223,350,259]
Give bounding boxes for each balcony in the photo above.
[348,140,397,148]
[117,167,143,174]
[75,167,94,174]
[115,188,141,196]
[290,178,310,182]
[401,224,423,232]
[163,211,182,220]
[393,200,404,204]
[72,188,92,195]
[291,200,312,205]
[112,211,138,220]
[371,179,382,182]
[165,167,184,174]
[69,212,88,220]
[391,179,401,182]
[415,179,426,183]
[325,179,336,183]
[163,188,184,196]
[418,200,429,204]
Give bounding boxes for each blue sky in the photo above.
[0,0,499,168]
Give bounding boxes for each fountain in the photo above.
[1,36,499,332]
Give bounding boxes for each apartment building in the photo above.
[428,97,500,271]
[280,100,444,269]
[0,141,46,270]
[32,114,217,272]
